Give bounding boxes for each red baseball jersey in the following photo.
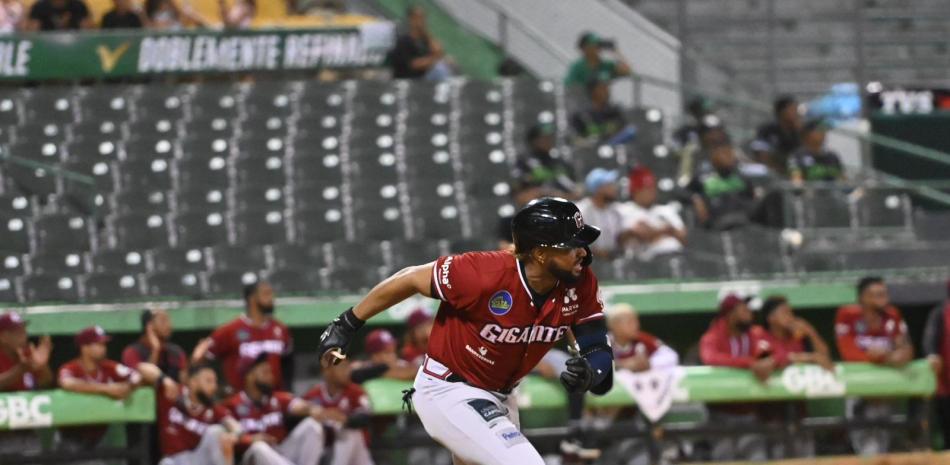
[57,359,140,444]
[219,390,296,449]
[699,319,772,369]
[765,332,806,367]
[206,316,292,390]
[613,331,662,360]
[427,251,605,392]
[835,304,909,362]
[303,382,371,416]
[0,349,39,392]
[157,384,229,457]
[400,343,426,366]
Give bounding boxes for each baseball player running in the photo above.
[316,197,614,465]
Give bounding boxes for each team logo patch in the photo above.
[488,290,513,316]
[467,399,505,423]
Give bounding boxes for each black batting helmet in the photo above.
[511,197,601,254]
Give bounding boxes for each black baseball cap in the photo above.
[512,197,601,252]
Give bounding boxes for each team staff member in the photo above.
[219,354,339,465]
[58,326,142,453]
[401,308,433,366]
[138,362,239,465]
[760,295,832,369]
[317,197,614,465]
[835,276,913,455]
[304,359,375,465]
[193,281,293,391]
[123,308,188,382]
[350,329,417,383]
[0,311,53,457]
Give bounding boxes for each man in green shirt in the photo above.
[564,32,632,87]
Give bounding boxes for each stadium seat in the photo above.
[24,93,77,125]
[856,189,911,228]
[326,266,381,293]
[30,250,88,275]
[188,117,236,138]
[233,185,286,213]
[291,153,344,185]
[0,193,33,218]
[270,242,325,270]
[90,249,148,274]
[0,252,24,278]
[174,187,227,213]
[173,211,229,248]
[118,158,173,191]
[292,206,346,243]
[13,122,69,143]
[150,247,208,273]
[234,153,286,188]
[83,272,143,301]
[797,188,852,229]
[126,118,179,140]
[353,200,407,241]
[327,241,385,270]
[110,212,171,250]
[61,158,115,193]
[0,217,30,253]
[113,189,170,216]
[389,239,444,269]
[207,269,261,296]
[7,140,63,164]
[34,214,91,252]
[415,201,465,239]
[0,93,22,127]
[176,156,230,190]
[78,94,132,122]
[180,136,232,161]
[22,274,80,303]
[239,115,290,140]
[0,277,18,303]
[124,135,178,162]
[266,268,322,294]
[233,209,287,245]
[209,244,267,271]
[144,271,203,298]
[291,184,346,212]
[4,163,58,198]
[135,93,186,120]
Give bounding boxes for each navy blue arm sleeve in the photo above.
[573,319,613,395]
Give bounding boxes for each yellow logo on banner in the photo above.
[96,42,131,72]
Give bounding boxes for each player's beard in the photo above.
[255,381,274,396]
[547,260,582,284]
[196,391,215,408]
[260,303,275,315]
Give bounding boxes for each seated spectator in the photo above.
[622,167,686,261]
[923,281,950,450]
[687,133,757,230]
[123,308,188,382]
[401,308,433,366]
[672,96,719,151]
[350,329,416,383]
[389,5,453,81]
[753,96,803,176]
[564,31,631,87]
[220,354,332,465]
[219,0,253,28]
[512,123,578,204]
[58,326,142,452]
[835,276,913,456]
[699,293,771,461]
[303,359,374,465]
[138,362,239,465]
[609,303,678,373]
[145,0,207,29]
[788,119,845,184]
[0,312,52,457]
[760,295,832,369]
[576,168,627,259]
[100,0,146,28]
[0,0,24,34]
[533,349,600,462]
[570,79,630,144]
[26,0,92,30]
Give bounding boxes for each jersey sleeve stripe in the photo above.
[431,261,447,301]
[577,312,605,323]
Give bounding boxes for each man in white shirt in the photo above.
[576,168,628,259]
[621,167,686,261]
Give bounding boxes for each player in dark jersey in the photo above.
[316,197,614,465]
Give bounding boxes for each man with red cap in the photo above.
[699,292,771,461]
[303,358,375,465]
[0,311,53,456]
[58,325,142,453]
[401,309,433,366]
[350,329,416,383]
[621,166,686,261]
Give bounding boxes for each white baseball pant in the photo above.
[329,428,375,465]
[411,356,545,465]
[242,417,325,465]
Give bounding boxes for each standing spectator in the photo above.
[753,96,803,175]
[570,79,629,144]
[303,359,375,465]
[622,167,686,261]
[0,0,24,33]
[761,295,832,369]
[576,168,627,259]
[923,281,950,450]
[609,303,678,373]
[564,31,632,87]
[138,362,239,465]
[835,276,913,455]
[400,308,433,366]
[58,326,142,453]
[389,5,453,81]
[218,0,253,28]
[687,134,757,230]
[699,293,772,461]
[145,0,207,29]
[0,312,52,457]
[100,0,146,28]
[350,329,417,383]
[787,119,845,184]
[192,281,293,392]
[123,308,188,382]
[219,354,332,465]
[26,0,91,30]
[512,123,578,205]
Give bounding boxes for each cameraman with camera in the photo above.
[565,32,632,87]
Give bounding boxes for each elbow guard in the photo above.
[573,319,614,395]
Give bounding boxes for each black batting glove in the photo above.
[317,308,364,366]
[559,356,594,393]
